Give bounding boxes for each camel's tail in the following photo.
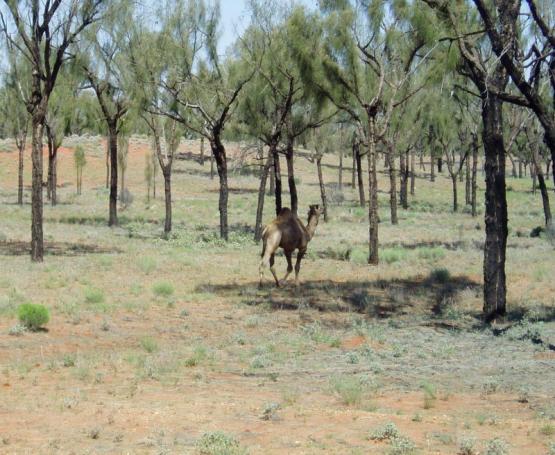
[260,225,269,258]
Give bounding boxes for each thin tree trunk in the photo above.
[437,157,443,173]
[211,138,229,240]
[532,151,552,226]
[210,150,214,180]
[351,142,356,188]
[108,124,118,227]
[419,152,425,171]
[532,165,537,194]
[482,93,508,321]
[400,149,409,209]
[430,148,435,182]
[387,150,398,224]
[465,150,471,205]
[286,140,298,214]
[410,148,415,196]
[51,148,57,206]
[30,116,45,262]
[355,145,365,206]
[47,135,52,201]
[271,145,282,216]
[518,160,523,178]
[200,136,205,166]
[472,137,478,217]
[268,151,275,196]
[338,150,343,191]
[367,113,379,265]
[451,175,458,212]
[18,144,24,205]
[163,170,172,234]
[254,151,272,242]
[316,155,328,222]
[105,138,110,189]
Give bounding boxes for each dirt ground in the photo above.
[0,136,554,454]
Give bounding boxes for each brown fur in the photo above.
[259,205,323,287]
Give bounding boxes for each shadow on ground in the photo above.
[0,240,121,256]
[198,274,481,321]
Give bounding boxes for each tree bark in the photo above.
[437,157,443,173]
[430,148,435,182]
[268,151,275,196]
[387,150,398,224]
[105,138,110,189]
[285,139,298,214]
[200,136,205,166]
[410,147,416,196]
[518,160,523,178]
[451,175,458,212]
[271,144,282,216]
[316,155,328,222]
[17,143,25,205]
[108,124,118,227]
[355,144,365,206]
[338,149,343,191]
[30,116,45,262]
[532,149,552,226]
[482,93,508,321]
[465,150,471,205]
[351,141,356,188]
[163,170,172,234]
[211,137,229,240]
[367,113,379,265]
[400,148,409,209]
[254,151,272,242]
[210,150,214,180]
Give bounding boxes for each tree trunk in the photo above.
[451,175,458,212]
[419,152,425,170]
[105,138,110,189]
[367,113,379,265]
[254,151,272,242]
[437,157,443,173]
[482,93,508,321]
[47,135,52,201]
[316,155,328,222]
[355,145,365,206]
[268,151,275,196]
[200,136,205,166]
[400,149,409,209]
[210,150,214,180]
[410,148,416,196]
[465,151,471,205]
[271,145,282,216]
[18,144,24,205]
[163,170,172,234]
[338,150,343,190]
[51,148,57,206]
[108,124,118,227]
[518,160,523,178]
[211,138,229,240]
[285,140,298,214]
[30,117,45,262]
[351,142,356,188]
[430,149,435,182]
[387,151,398,224]
[532,165,537,194]
[532,151,552,226]
[470,139,478,217]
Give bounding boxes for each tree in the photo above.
[291,1,430,264]
[0,0,105,261]
[79,1,132,226]
[73,145,86,195]
[423,0,515,321]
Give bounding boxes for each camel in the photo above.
[259,205,323,287]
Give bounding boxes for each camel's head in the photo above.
[308,204,323,220]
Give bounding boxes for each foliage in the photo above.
[196,431,247,455]
[17,303,50,331]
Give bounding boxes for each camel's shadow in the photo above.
[197,274,483,322]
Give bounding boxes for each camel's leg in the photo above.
[281,252,293,284]
[294,249,306,286]
[269,254,280,287]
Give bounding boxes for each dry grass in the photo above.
[0,136,554,454]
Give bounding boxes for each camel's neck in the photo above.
[305,214,320,240]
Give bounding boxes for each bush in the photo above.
[84,287,105,304]
[484,438,509,455]
[430,268,450,283]
[369,422,400,441]
[381,248,407,264]
[17,303,50,331]
[417,247,445,261]
[196,431,247,455]
[152,281,174,297]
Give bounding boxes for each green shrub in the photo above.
[430,268,450,283]
[196,431,247,455]
[331,376,366,406]
[138,257,157,274]
[152,281,174,297]
[417,247,445,261]
[17,303,50,330]
[370,422,400,441]
[484,438,509,455]
[140,336,159,353]
[381,248,407,264]
[84,287,105,304]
